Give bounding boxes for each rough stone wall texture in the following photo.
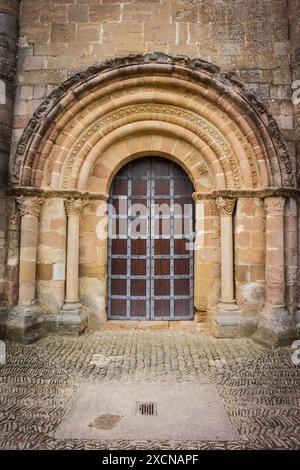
[195,199,220,317]
[1,0,300,328]
[37,197,66,314]
[10,0,297,160]
[288,0,300,187]
[235,198,265,316]
[79,200,107,326]
[0,0,19,307]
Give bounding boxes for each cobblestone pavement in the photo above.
[0,330,299,450]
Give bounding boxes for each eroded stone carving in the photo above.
[64,198,88,217]
[11,52,294,189]
[61,103,243,190]
[215,197,236,216]
[16,196,43,217]
[264,197,286,217]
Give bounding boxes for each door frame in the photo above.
[106,156,195,321]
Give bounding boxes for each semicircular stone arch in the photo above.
[7,53,297,348]
[12,52,294,192]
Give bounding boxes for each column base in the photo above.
[48,302,88,334]
[214,302,241,338]
[5,302,45,344]
[252,304,296,348]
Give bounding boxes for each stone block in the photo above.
[19,261,36,282]
[123,4,153,22]
[103,22,143,44]
[144,23,176,43]
[68,5,88,23]
[37,263,53,281]
[53,263,65,281]
[89,4,121,22]
[250,265,265,281]
[47,302,88,335]
[39,232,65,248]
[79,276,105,321]
[38,279,65,314]
[51,23,76,43]
[215,304,241,338]
[77,23,100,43]
[27,69,68,85]
[21,23,50,43]
[40,5,68,23]
[5,303,45,344]
[253,305,296,347]
[171,3,198,23]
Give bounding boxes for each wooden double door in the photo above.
[107,157,194,320]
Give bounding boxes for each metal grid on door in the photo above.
[107,157,194,320]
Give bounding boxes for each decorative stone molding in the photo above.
[64,198,88,217]
[192,188,300,200]
[215,197,236,216]
[59,103,241,190]
[11,52,294,189]
[16,196,43,218]
[7,187,109,201]
[264,196,286,217]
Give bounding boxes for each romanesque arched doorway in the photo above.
[5,53,297,347]
[108,156,194,321]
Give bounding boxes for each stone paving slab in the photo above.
[0,331,299,449]
[56,382,238,441]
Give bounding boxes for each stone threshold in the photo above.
[104,320,212,332]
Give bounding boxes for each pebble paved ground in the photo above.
[0,330,299,450]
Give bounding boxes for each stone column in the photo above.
[59,198,88,333]
[5,195,44,343]
[193,196,205,321]
[285,198,298,314]
[295,198,300,335]
[253,197,295,346]
[4,199,20,306]
[215,197,241,337]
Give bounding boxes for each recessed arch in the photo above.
[12,53,294,192]
[6,53,297,346]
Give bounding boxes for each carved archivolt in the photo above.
[11,52,294,191]
[59,103,245,191]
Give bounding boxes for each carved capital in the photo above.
[64,198,88,217]
[264,196,286,217]
[16,196,43,218]
[192,192,202,202]
[215,197,236,216]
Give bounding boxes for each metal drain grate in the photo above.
[135,402,157,416]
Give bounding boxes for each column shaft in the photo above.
[215,197,241,338]
[59,198,88,334]
[17,196,43,305]
[65,213,80,303]
[220,215,234,303]
[265,197,285,305]
[5,195,44,343]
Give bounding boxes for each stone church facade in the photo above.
[0,0,299,347]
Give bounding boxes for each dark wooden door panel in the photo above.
[108,156,194,320]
